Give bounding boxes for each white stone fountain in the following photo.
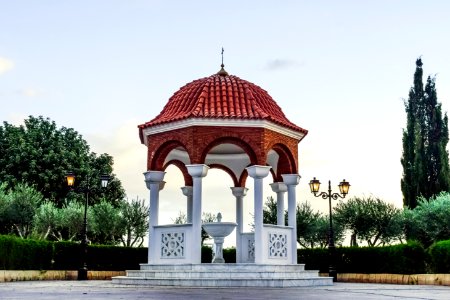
[202,213,237,263]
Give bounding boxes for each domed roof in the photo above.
[139,69,307,135]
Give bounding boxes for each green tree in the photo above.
[90,199,124,245]
[53,200,94,241]
[296,202,345,248]
[263,196,280,225]
[33,201,59,240]
[334,196,403,247]
[0,183,11,234]
[120,197,148,247]
[0,116,125,207]
[6,184,44,238]
[404,192,450,247]
[401,58,450,208]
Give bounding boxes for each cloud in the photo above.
[0,57,14,75]
[19,88,44,97]
[265,59,304,71]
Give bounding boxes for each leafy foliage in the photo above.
[263,196,279,225]
[91,199,124,245]
[0,116,125,207]
[404,192,450,247]
[297,201,345,248]
[334,196,403,246]
[119,197,148,247]
[4,184,44,238]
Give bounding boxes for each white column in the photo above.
[186,164,209,264]
[246,165,271,264]
[282,174,301,264]
[181,186,193,223]
[144,170,166,264]
[231,186,248,263]
[270,182,287,226]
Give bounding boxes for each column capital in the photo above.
[143,170,166,182]
[186,164,209,178]
[270,182,287,193]
[230,186,248,197]
[246,165,271,179]
[282,174,301,186]
[143,171,166,190]
[181,186,193,197]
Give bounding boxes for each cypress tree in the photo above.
[401,58,423,208]
[401,58,450,208]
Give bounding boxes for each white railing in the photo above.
[153,224,193,264]
[240,232,255,263]
[261,224,293,264]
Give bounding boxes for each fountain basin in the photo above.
[202,222,237,238]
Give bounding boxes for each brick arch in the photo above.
[200,137,258,165]
[150,140,191,171]
[267,143,297,181]
[163,159,193,186]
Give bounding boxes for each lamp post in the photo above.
[309,177,350,282]
[66,172,110,280]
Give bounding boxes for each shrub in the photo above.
[223,247,236,263]
[201,246,213,263]
[428,240,450,273]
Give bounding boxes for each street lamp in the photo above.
[309,177,350,282]
[66,171,110,280]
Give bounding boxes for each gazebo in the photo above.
[113,64,333,287]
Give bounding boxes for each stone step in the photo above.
[112,276,333,288]
[125,269,320,279]
[139,263,305,272]
[112,264,332,287]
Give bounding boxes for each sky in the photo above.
[1,1,450,234]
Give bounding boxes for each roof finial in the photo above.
[217,47,229,76]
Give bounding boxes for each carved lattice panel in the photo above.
[161,232,185,258]
[268,233,287,258]
[247,238,255,260]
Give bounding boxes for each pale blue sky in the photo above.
[1,1,450,227]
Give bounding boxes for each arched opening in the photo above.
[150,140,191,170]
[267,143,297,180]
[202,168,236,248]
[158,164,187,225]
[203,139,254,186]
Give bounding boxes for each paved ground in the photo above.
[1,281,450,300]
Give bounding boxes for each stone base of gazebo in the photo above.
[112,264,333,287]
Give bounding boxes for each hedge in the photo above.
[0,235,53,270]
[0,235,214,270]
[1,235,446,274]
[0,235,147,271]
[428,240,450,273]
[298,241,427,274]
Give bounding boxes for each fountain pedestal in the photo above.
[202,213,237,263]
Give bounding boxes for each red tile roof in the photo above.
[139,71,307,134]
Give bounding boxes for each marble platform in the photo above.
[112,264,333,287]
